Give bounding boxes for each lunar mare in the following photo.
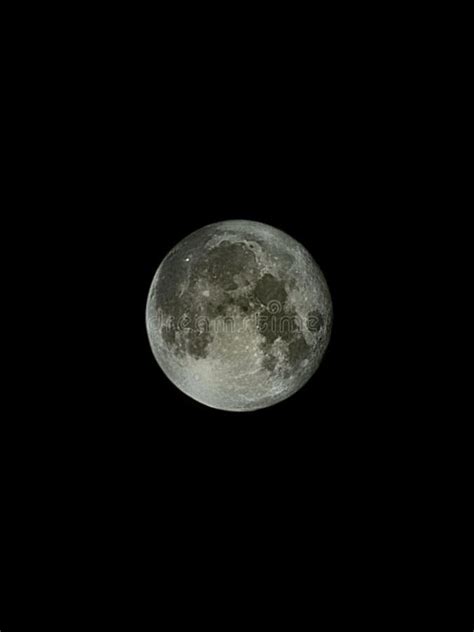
[146,220,332,411]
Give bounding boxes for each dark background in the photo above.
[2,10,469,630]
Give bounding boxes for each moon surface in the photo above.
[146,220,332,411]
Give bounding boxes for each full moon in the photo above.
[146,220,332,411]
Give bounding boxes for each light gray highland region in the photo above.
[146,220,332,411]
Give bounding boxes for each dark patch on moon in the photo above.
[254,273,287,307]
[215,229,265,249]
[262,354,278,372]
[199,241,257,288]
[288,335,311,365]
[186,328,213,359]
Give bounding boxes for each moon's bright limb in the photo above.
[146,220,332,411]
